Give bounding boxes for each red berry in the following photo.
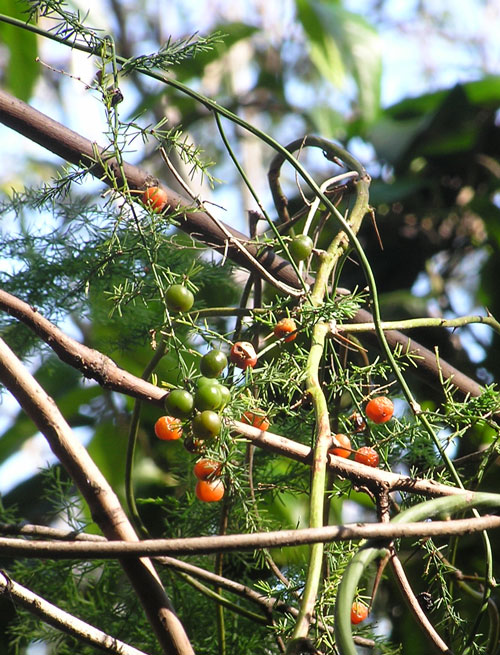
[154,416,183,441]
[274,318,297,343]
[195,478,225,502]
[329,433,351,458]
[365,397,394,424]
[242,411,270,432]
[350,601,369,624]
[193,459,222,480]
[142,186,168,212]
[354,446,379,468]
[230,341,258,369]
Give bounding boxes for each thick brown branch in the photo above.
[0,288,480,499]
[350,307,484,399]
[0,520,374,647]
[0,572,150,655]
[0,88,299,290]
[0,337,193,655]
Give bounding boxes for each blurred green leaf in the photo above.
[174,22,258,81]
[296,0,381,124]
[0,0,38,101]
[371,80,500,167]
[296,0,345,88]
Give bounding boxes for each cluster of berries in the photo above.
[329,396,394,468]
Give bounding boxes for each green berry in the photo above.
[290,235,313,261]
[194,381,222,411]
[165,285,194,313]
[164,389,194,418]
[192,411,222,439]
[200,349,228,378]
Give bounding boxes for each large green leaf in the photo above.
[385,75,500,120]
[0,0,38,101]
[370,79,500,167]
[296,0,381,124]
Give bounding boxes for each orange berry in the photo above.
[195,478,225,502]
[329,433,351,458]
[350,601,369,624]
[365,397,394,424]
[274,317,297,342]
[142,186,168,212]
[154,415,183,441]
[193,459,222,480]
[242,411,270,431]
[354,446,379,467]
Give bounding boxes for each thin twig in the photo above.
[0,516,498,559]
[160,149,304,297]
[390,551,452,654]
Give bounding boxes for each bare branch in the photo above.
[0,571,150,655]
[0,516,498,559]
[0,288,479,499]
[0,289,165,406]
[232,421,470,498]
[390,551,452,653]
[0,88,300,291]
[0,89,485,400]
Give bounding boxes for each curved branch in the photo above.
[390,552,451,653]
[0,521,375,648]
[0,288,165,406]
[348,306,484,399]
[232,421,468,498]
[0,288,482,499]
[0,88,300,291]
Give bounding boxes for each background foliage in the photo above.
[1,1,500,654]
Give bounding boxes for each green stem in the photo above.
[340,314,500,335]
[213,112,310,297]
[336,491,500,655]
[125,339,167,537]
[289,321,331,645]
[335,546,388,655]
[173,571,268,625]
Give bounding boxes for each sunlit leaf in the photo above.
[296,0,381,123]
[0,0,38,101]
